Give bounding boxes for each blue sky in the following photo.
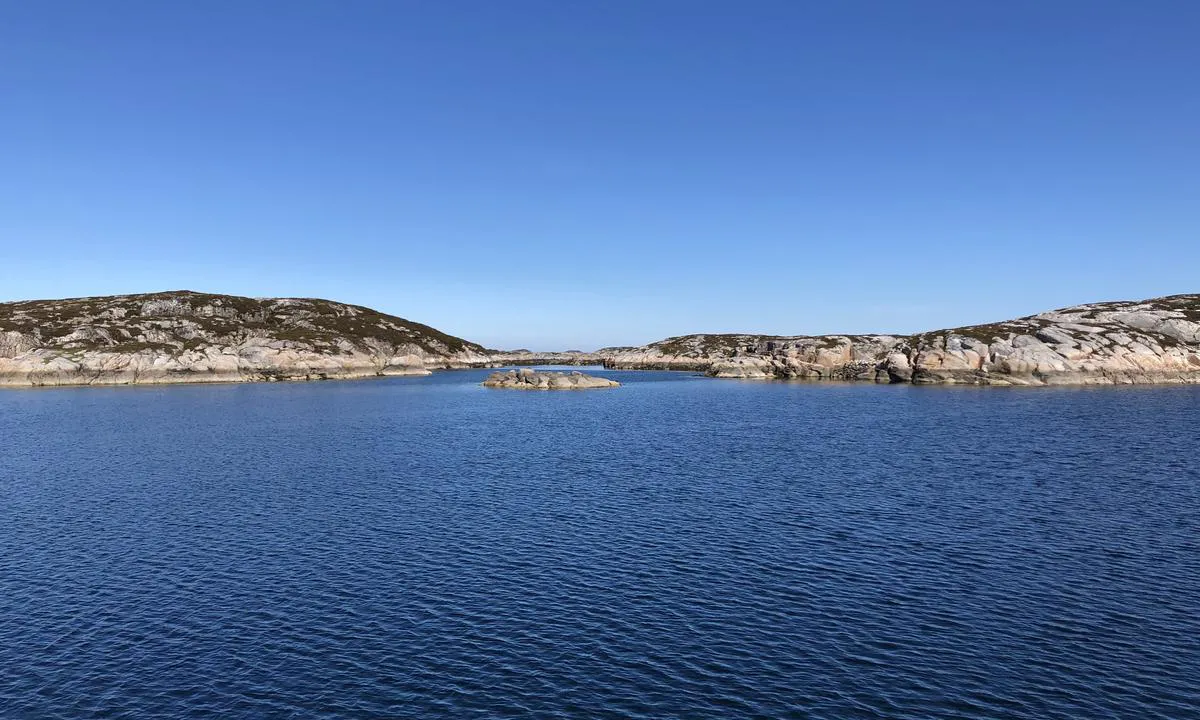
[2,2,1197,349]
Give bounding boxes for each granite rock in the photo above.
[0,291,490,387]
[598,294,1200,386]
[482,368,619,390]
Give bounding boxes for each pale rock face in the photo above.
[708,357,776,379]
[0,331,37,359]
[880,352,912,383]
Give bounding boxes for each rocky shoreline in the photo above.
[480,350,610,367]
[2,290,1197,388]
[0,291,490,387]
[600,294,1200,386]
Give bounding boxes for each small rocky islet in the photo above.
[482,368,619,390]
[1,290,1198,387]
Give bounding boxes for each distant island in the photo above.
[0,290,1197,387]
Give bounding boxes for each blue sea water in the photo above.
[1,368,1198,719]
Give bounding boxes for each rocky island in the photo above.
[601,294,1200,386]
[0,291,490,386]
[482,368,619,390]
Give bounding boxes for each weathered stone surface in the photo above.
[598,294,1200,387]
[482,369,619,390]
[0,291,490,387]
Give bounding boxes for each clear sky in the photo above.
[2,2,1197,350]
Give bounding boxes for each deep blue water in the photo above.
[2,368,1198,719]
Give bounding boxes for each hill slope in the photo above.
[0,291,489,386]
[601,294,1200,386]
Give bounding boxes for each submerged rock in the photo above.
[482,368,619,390]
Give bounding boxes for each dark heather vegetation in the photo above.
[0,290,483,358]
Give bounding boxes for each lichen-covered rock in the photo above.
[482,368,619,390]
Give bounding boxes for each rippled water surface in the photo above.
[2,369,1199,719]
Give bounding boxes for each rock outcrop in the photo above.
[600,294,1200,386]
[0,291,490,386]
[482,368,619,390]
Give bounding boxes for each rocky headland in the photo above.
[482,368,619,390]
[600,294,1200,386]
[0,291,490,386]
